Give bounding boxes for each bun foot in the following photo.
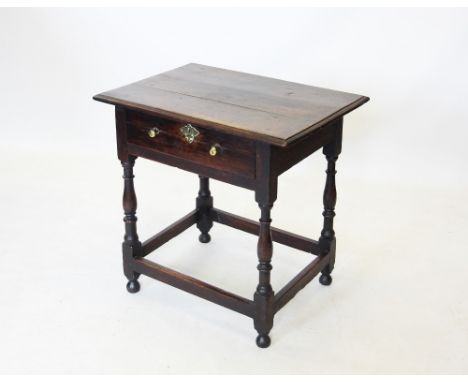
[199,232,211,243]
[126,279,140,293]
[319,273,332,286]
[256,334,271,348]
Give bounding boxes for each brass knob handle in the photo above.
[180,123,199,144]
[209,144,221,156]
[147,127,159,138]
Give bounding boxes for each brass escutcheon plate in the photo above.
[180,123,199,144]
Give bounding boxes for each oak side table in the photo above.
[93,63,369,348]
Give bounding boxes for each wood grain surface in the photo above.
[94,63,369,147]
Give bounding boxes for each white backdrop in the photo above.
[0,8,467,374]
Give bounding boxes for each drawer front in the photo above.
[125,111,256,178]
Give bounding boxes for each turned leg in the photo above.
[253,143,277,348]
[196,176,213,243]
[318,135,341,286]
[254,202,275,348]
[121,156,142,293]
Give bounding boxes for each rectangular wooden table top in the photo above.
[93,63,369,147]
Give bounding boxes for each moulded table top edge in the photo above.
[283,95,369,145]
[93,64,369,147]
[93,93,369,147]
[93,93,290,147]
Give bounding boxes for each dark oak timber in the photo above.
[141,210,197,257]
[94,63,368,147]
[196,176,213,243]
[252,142,277,348]
[127,142,256,190]
[319,124,342,282]
[275,254,331,313]
[94,63,369,348]
[133,257,255,317]
[126,110,256,178]
[121,156,142,292]
[211,208,321,255]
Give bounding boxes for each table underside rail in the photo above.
[135,208,328,319]
[132,257,255,317]
[211,208,321,255]
[141,210,198,256]
[274,253,330,313]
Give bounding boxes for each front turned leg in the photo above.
[121,157,142,293]
[254,203,275,348]
[196,176,213,243]
[318,143,340,286]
